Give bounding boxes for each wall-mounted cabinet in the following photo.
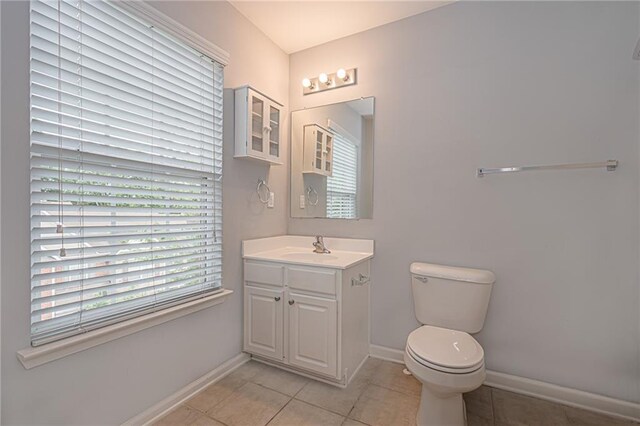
[235,86,283,164]
[303,124,333,176]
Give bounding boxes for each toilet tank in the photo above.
[411,262,495,334]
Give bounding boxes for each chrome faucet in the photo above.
[312,235,331,254]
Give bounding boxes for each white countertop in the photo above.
[242,235,374,269]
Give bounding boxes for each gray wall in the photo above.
[0,1,288,424]
[288,2,640,402]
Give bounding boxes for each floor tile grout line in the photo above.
[252,381,301,399]
[243,362,309,399]
[489,386,497,426]
[195,400,232,426]
[196,379,251,419]
[368,380,420,399]
[345,383,372,424]
[291,395,352,418]
[346,375,377,424]
[207,381,293,426]
[291,379,310,399]
[196,380,274,425]
[158,405,205,426]
[182,402,207,415]
[163,404,232,426]
[181,401,231,426]
[370,384,419,398]
[264,394,295,426]
[281,398,350,423]
[369,362,422,399]
[204,411,231,426]
[291,375,373,418]
[182,364,261,420]
[184,399,226,418]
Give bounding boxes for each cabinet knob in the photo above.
[288,300,295,305]
[274,297,281,301]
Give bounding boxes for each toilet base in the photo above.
[416,384,465,426]
[404,343,485,426]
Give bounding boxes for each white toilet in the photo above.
[404,262,495,426]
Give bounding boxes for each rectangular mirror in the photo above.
[290,97,374,219]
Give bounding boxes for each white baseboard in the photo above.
[370,344,405,363]
[484,371,640,422]
[122,352,250,426]
[369,344,640,422]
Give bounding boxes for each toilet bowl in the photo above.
[406,263,495,426]
[404,325,486,426]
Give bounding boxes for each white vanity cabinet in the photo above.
[243,258,371,385]
[302,124,333,176]
[234,86,283,164]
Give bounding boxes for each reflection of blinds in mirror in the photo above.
[327,132,358,219]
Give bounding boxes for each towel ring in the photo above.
[257,179,271,204]
[307,186,319,206]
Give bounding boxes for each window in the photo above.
[29,0,223,346]
[326,131,358,219]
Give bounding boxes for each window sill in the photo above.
[17,289,233,370]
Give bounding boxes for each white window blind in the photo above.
[29,0,223,346]
[326,132,358,219]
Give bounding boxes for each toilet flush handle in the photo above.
[415,276,428,283]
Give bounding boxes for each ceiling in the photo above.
[229,1,452,54]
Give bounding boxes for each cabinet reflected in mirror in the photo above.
[290,97,374,219]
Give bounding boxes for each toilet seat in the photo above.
[407,325,484,374]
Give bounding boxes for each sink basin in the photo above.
[280,252,339,261]
[243,236,374,269]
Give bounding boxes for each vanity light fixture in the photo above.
[302,77,314,89]
[302,67,357,95]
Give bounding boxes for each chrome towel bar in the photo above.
[477,160,618,178]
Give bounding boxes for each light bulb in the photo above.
[336,68,347,80]
[302,78,312,88]
[318,73,329,84]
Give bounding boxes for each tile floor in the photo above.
[154,358,638,426]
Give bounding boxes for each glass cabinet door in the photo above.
[315,129,324,171]
[269,105,280,158]
[324,134,332,175]
[250,94,264,154]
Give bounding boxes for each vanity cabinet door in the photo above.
[287,293,338,377]
[244,286,284,361]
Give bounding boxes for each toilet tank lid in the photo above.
[410,262,495,284]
